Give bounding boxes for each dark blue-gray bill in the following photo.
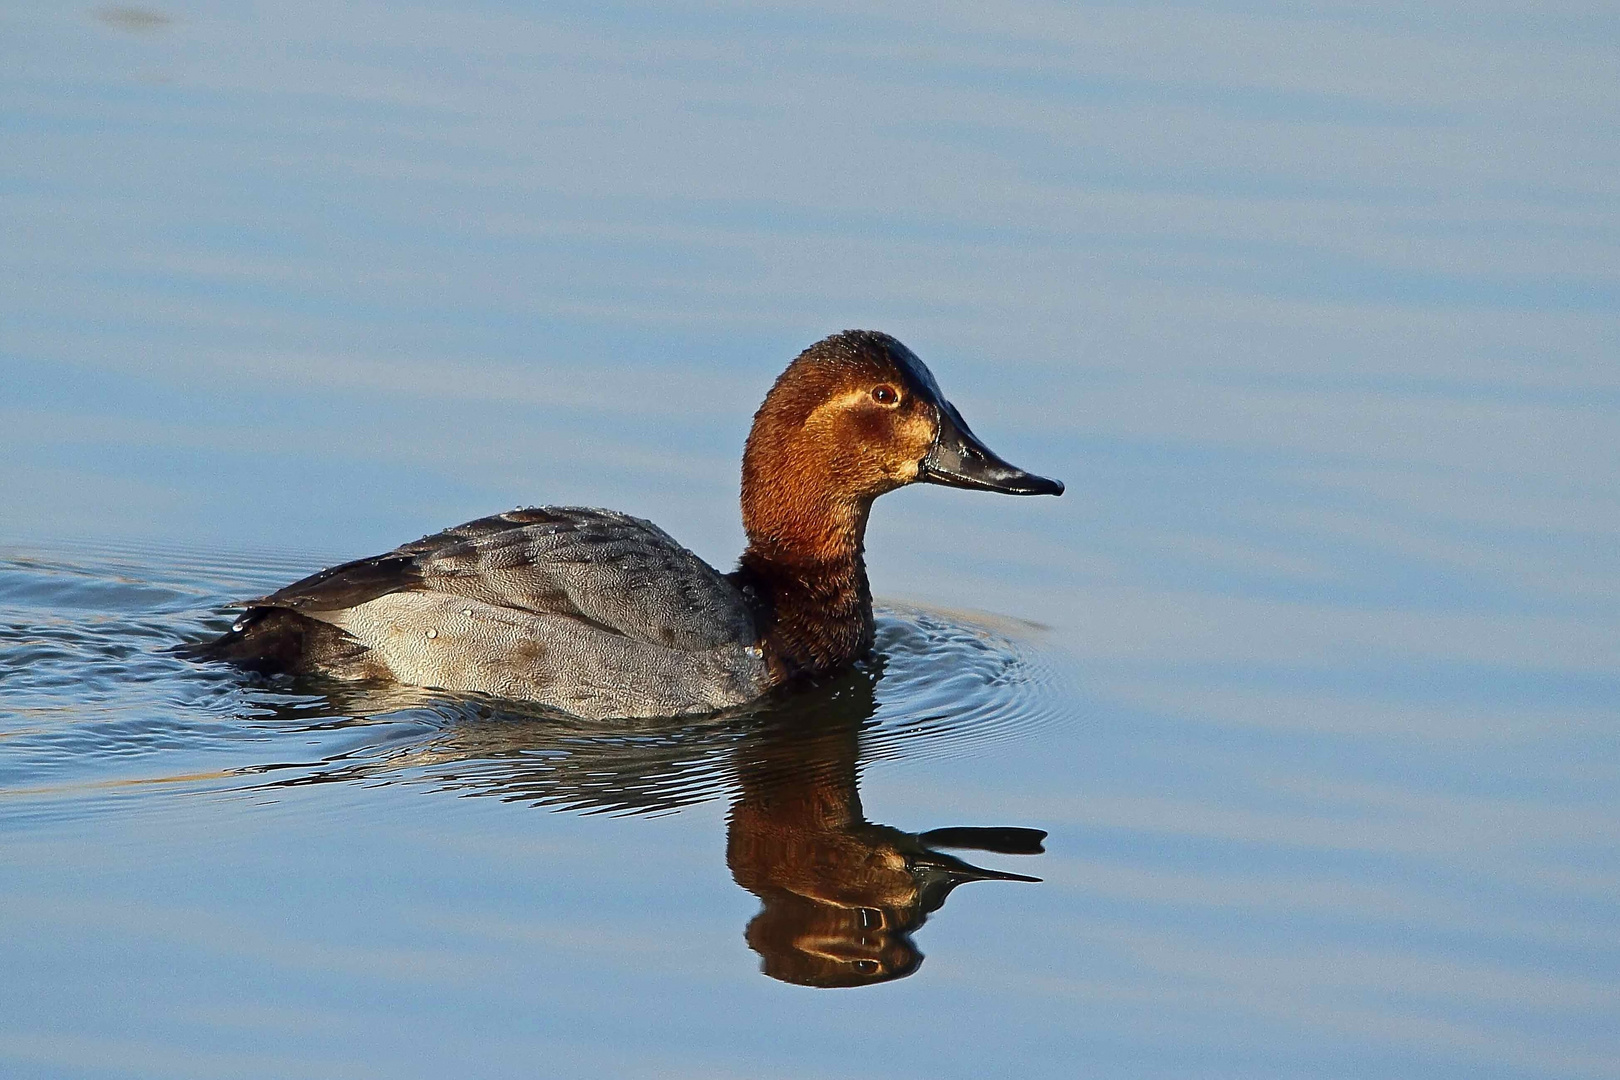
[919,400,1065,496]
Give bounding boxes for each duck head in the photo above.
[741,330,1063,558]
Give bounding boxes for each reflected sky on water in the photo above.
[1,2,1616,1077]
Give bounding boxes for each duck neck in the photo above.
[736,494,876,682]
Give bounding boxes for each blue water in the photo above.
[2,2,1617,1077]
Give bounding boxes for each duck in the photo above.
[186,330,1062,719]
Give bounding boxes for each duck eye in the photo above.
[871,385,899,406]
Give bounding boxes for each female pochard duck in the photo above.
[191,331,1062,719]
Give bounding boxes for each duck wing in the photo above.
[254,506,755,651]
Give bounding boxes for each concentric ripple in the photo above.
[0,540,1075,822]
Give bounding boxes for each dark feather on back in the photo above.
[258,554,424,612]
[245,507,756,652]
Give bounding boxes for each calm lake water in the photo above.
[2,2,1617,1078]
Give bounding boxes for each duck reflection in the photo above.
[247,654,1045,988]
[724,664,1043,987]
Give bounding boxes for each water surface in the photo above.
[2,1,1617,1077]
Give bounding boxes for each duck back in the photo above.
[188,507,771,719]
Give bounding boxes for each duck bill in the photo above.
[918,401,1064,496]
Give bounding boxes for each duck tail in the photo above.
[175,607,366,676]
